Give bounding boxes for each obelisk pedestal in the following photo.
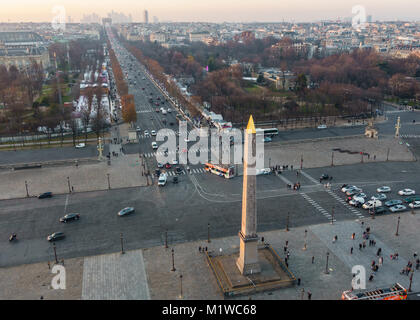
[236,116,261,275]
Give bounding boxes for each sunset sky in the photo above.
[1,0,419,23]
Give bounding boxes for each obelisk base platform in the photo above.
[236,232,261,275]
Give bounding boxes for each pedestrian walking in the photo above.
[379,257,383,266]
[369,274,374,281]
[351,233,355,240]
[359,243,362,250]
[307,290,312,300]
[71,186,74,192]
[311,256,314,264]
[199,246,201,253]
[362,241,366,248]
[374,155,376,160]
[291,165,293,171]
[48,261,50,270]
[332,235,338,243]
[377,248,382,257]
[350,247,353,254]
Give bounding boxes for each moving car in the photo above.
[38,192,53,199]
[362,200,382,210]
[157,162,164,168]
[263,137,272,143]
[136,126,141,132]
[59,213,80,223]
[398,189,415,196]
[47,232,65,242]
[317,124,327,129]
[118,207,135,216]
[385,200,403,207]
[144,130,150,137]
[389,205,407,213]
[152,142,158,150]
[172,176,179,184]
[377,186,391,193]
[371,194,387,201]
[75,143,86,148]
[175,167,183,174]
[409,201,420,209]
[320,174,329,180]
[151,130,157,136]
[158,173,168,186]
[172,159,178,165]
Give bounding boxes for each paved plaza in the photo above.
[2,211,419,300]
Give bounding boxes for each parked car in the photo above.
[151,130,157,136]
[409,201,420,209]
[59,213,80,223]
[363,200,382,210]
[369,206,387,215]
[346,187,363,196]
[376,186,391,193]
[47,232,65,242]
[118,207,135,216]
[38,192,53,199]
[389,205,407,213]
[398,189,415,196]
[165,163,172,169]
[317,124,327,129]
[172,159,178,165]
[371,194,387,201]
[404,195,420,203]
[385,200,403,207]
[352,194,367,204]
[175,167,183,174]
[342,185,356,193]
[157,162,164,168]
[152,142,158,150]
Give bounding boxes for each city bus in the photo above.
[256,128,279,137]
[341,283,408,300]
[204,163,235,179]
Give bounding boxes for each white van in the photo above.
[158,173,167,186]
[362,200,382,210]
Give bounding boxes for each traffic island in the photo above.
[206,244,296,297]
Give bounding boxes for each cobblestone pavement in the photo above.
[81,250,150,300]
[264,136,414,169]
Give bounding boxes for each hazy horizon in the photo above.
[1,0,420,23]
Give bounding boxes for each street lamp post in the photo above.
[408,270,414,292]
[107,173,111,190]
[300,155,303,170]
[395,216,400,236]
[331,207,334,225]
[286,212,290,232]
[179,274,183,299]
[171,248,176,271]
[67,177,71,193]
[165,229,168,248]
[331,152,334,167]
[120,233,125,254]
[386,148,390,161]
[302,229,307,250]
[53,242,58,264]
[25,180,29,198]
[325,252,330,274]
[207,223,211,243]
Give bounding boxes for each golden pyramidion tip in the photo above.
[246,115,256,134]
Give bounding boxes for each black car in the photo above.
[320,174,329,180]
[172,176,179,184]
[59,213,80,223]
[38,192,53,199]
[175,167,183,174]
[47,232,65,242]
[155,169,161,177]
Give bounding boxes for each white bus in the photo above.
[256,128,279,137]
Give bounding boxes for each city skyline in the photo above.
[1,0,420,23]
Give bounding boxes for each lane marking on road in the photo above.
[64,194,69,214]
[300,193,336,222]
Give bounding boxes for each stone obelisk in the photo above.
[236,115,261,275]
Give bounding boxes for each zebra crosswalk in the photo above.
[163,168,207,176]
[385,109,412,114]
[143,148,213,158]
[325,189,365,219]
[400,134,420,139]
[301,193,336,222]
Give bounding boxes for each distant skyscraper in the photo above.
[143,10,149,24]
[367,15,372,23]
